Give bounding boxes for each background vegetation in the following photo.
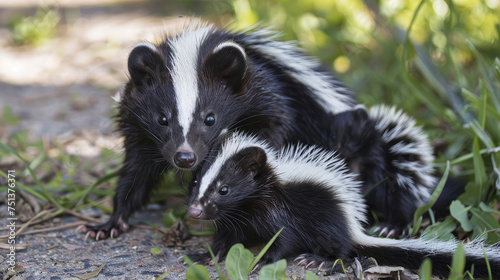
[1,0,499,278]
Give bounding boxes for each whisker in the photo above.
[120,103,163,143]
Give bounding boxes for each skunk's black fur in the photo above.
[186,132,497,278]
[77,23,355,239]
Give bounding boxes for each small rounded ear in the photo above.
[237,147,267,176]
[352,105,369,121]
[128,42,165,88]
[203,41,247,91]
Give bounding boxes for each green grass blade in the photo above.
[483,247,492,280]
[478,81,487,129]
[467,41,500,113]
[448,148,493,166]
[470,208,500,242]
[21,150,46,177]
[421,216,456,241]
[402,0,425,68]
[207,242,227,280]
[462,88,500,120]
[397,0,473,122]
[330,259,347,275]
[0,141,63,209]
[0,170,48,202]
[250,227,283,269]
[419,258,432,280]
[75,170,119,207]
[411,161,450,235]
[472,138,487,205]
[448,243,465,280]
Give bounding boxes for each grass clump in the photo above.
[8,8,60,46]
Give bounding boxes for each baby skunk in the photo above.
[187,132,498,278]
[327,105,464,236]
[77,23,355,240]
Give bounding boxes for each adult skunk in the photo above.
[77,23,355,239]
[186,132,498,278]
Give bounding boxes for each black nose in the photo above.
[174,152,197,169]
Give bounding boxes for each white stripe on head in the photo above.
[170,26,213,141]
[197,132,272,201]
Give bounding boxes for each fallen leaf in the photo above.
[363,265,419,280]
[75,263,105,280]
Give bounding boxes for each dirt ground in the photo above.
[0,1,215,279]
[0,0,189,139]
[0,1,422,279]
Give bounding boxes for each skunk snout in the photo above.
[188,204,203,219]
[174,151,197,169]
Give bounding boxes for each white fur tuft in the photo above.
[242,28,354,114]
[197,132,273,200]
[132,42,158,53]
[353,234,500,265]
[272,144,366,239]
[368,105,436,204]
[213,41,247,60]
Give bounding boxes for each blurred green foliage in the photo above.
[223,0,499,105]
[8,8,60,46]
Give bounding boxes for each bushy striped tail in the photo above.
[367,105,466,227]
[354,234,500,278]
[367,105,437,207]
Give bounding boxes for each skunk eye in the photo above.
[204,113,215,126]
[158,114,168,126]
[218,185,229,195]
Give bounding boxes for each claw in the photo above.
[96,231,107,241]
[379,227,389,237]
[84,231,93,241]
[294,255,305,262]
[297,259,308,266]
[251,263,261,273]
[76,225,86,234]
[387,228,397,238]
[110,228,118,239]
[305,261,316,269]
[353,257,363,278]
